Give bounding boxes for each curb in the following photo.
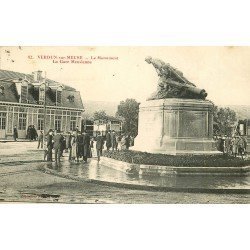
[0,140,35,143]
[0,160,44,165]
[42,165,250,195]
[100,157,250,176]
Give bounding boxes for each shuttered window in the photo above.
[21,85,28,103]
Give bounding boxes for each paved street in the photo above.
[0,141,249,204]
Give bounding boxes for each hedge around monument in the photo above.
[103,150,250,167]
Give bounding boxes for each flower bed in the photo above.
[103,150,250,167]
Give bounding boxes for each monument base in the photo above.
[133,98,221,155]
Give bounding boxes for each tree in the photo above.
[213,106,237,136]
[93,110,109,121]
[116,98,140,136]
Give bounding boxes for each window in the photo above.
[70,116,77,131]
[20,84,28,103]
[18,113,27,130]
[67,95,74,102]
[38,114,44,130]
[56,87,62,104]
[55,116,61,131]
[39,85,45,103]
[0,113,6,130]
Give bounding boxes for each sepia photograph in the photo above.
[0,46,249,204]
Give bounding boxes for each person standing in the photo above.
[90,137,95,158]
[82,131,90,163]
[27,125,31,140]
[71,132,79,162]
[60,134,66,157]
[111,130,117,151]
[106,130,111,151]
[116,134,122,151]
[78,132,84,160]
[130,135,135,147]
[37,131,44,149]
[125,134,130,150]
[232,136,239,158]
[13,125,18,141]
[121,134,126,150]
[53,130,64,165]
[96,131,104,161]
[47,129,53,162]
[30,125,35,140]
[33,126,38,140]
[65,132,72,153]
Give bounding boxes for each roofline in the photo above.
[0,101,85,112]
[0,69,76,91]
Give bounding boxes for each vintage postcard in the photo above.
[0,46,249,204]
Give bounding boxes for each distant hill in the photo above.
[218,104,250,120]
[83,101,250,121]
[83,100,119,117]
[224,105,250,120]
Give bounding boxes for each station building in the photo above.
[0,69,84,139]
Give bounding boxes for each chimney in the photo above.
[32,70,43,82]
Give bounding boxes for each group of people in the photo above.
[27,125,38,141]
[44,129,92,164]
[12,124,38,141]
[105,130,134,151]
[41,129,136,165]
[215,135,248,158]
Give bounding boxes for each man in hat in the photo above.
[106,130,112,151]
[111,130,117,151]
[47,129,54,161]
[37,131,44,149]
[96,131,104,161]
[82,130,90,163]
[53,129,64,165]
[13,125,18,141]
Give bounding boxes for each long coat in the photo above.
[66,134,72,149]
[96,135,104,150]
[71,136,78,158]
[53,134,64,150]
[111,132,116,148]
[77,134,84,157]
[13,128,18,139]
[47,134,53,148]
[83,133,91,157]
[106,132,111,148]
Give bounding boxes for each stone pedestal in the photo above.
[133,98,220,155]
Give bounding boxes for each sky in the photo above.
[0,46,250,106]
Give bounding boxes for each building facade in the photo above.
[0,69,84,139]
[82,117,123,137]
[93,117,123,136]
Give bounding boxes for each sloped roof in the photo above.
[0,69,84,110]
[0,69,75,91]
[0,81,18,103]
